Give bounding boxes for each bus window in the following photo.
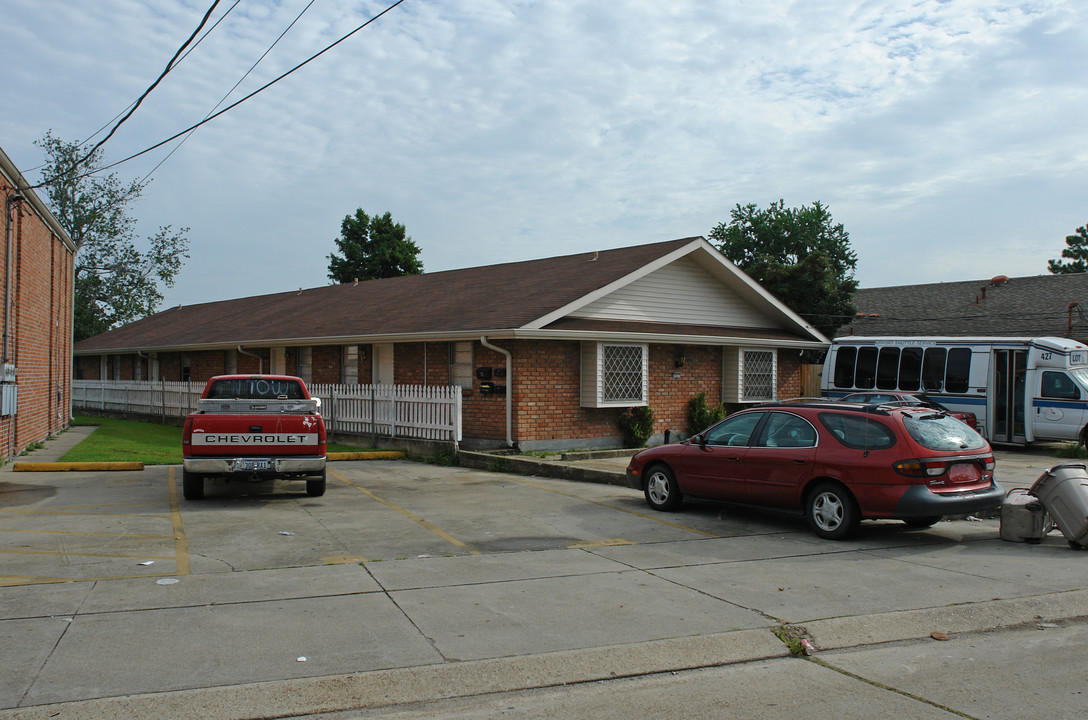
[922,348,946,391]
[898,347,923,391]
[945,348,971,393]
[877,347,900,390]
[1042,371,1080,400]
[855,347,878,389]
[833,346,857,388]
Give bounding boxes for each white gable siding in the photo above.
[569,256,776,328]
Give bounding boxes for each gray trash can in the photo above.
[1030,464,1088,549]
[999,489,1050,543]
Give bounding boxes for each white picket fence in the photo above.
[309,383,462,442]
[72,380,462,442]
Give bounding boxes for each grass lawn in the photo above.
[62,416,373,465]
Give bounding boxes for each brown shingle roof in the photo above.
[840,273,1088,341]
[77,238,708,352]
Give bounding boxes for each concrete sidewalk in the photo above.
[0,425,98,470]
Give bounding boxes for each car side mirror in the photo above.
[697,433,708,446]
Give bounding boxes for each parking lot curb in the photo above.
[0,628,788,720]
[802,588,1088,651]
[327,451,405,461]
[10,461,144,472]
[457,450,638,488]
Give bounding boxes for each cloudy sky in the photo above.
[2,0,1085,311]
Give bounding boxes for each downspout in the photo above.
[479,336,513,448]
[237,345,263,374]
[3,191,22,364]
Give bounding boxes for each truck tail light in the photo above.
[182,417,192,446]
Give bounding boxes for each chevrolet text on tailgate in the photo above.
[182,375,327,500]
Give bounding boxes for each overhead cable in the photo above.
[96,0,408,175]
[141,0,317,184]
[81,0,241,149]
[78,0,223,165]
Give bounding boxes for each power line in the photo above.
[96,0,409,175]
[79,1,223,165]
[140,0,317,184]
[80,0,242,150]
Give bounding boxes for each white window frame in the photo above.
[739,348,776,402]
[580,342,649,408]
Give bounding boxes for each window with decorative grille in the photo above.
[741,349,776,401]
[602,344,646,403]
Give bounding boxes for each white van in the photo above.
[822,336,1088,445]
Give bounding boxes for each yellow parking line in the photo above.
[329,468,479,555]
[24,502,167,510]
[0,529,175,539]
[167,466,191,575]
[0,549,175,560]
[505,476,721,538]
[567,538,635,549]
[0,509,170,518]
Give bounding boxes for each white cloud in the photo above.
[1,0,1085,311]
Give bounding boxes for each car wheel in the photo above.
[903,516,941,529]
[182,469,204,500]
[644,464,682,511]
[806,482,859,540]
[306,468,327,497]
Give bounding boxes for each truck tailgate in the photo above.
[187,414,324,456]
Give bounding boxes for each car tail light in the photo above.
[982,455,995,471]
[893,459,948,478]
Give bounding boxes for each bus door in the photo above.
[992,349,1027,443]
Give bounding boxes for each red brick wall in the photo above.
[1,178,74,458]
[395,342,453,386]
[507,340,728,443]
[311,346,341,384]
[190,351,227,381]
[776,351,803,399]
[358,345,373,384]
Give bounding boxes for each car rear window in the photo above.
[206,378,305,400]
[818,412,897,450]
[901,412,987,451]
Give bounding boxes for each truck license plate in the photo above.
[237,459,271,471]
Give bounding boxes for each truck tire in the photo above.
[306,468,326,497]
[182,469,205,500]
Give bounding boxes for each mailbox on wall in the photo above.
[476,367,493,380]
[480,382,506,395]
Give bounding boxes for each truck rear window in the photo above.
[206,378,304,400]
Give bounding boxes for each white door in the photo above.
[373,344,394,385]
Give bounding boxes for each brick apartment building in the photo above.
[74,238,828,450]
[1,145,75,460]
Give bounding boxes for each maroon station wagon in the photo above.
[626,401,1004,539]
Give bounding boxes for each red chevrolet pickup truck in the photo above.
[181,375,327,500]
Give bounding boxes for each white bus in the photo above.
[821,336,1088,445]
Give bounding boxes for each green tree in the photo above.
[327,209,423,283]
[1048,223,1088,274]
[708,200,858,339]
[35,131,189,341]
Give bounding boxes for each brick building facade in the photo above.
[1,146,75,460]
[75,238,827,450]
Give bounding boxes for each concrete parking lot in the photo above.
[1,443,1086,719]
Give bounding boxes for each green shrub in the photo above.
[688,392,725,434]
[618,406,654,448]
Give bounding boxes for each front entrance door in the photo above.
[373,343,394,385]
